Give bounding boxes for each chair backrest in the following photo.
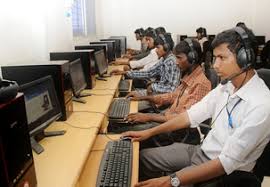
[204,68,220,89]
[257,68,270,89]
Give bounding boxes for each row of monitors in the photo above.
[1,50,107,154]
[1,41,120,154]
[177,34,266,46]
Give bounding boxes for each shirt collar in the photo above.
[222,71,259,101]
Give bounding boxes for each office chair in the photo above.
[195,68,270,187]
[204,68,220,89]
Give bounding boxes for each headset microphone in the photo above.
[220,64,252,85]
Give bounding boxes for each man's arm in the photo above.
[122,111,190,141]
[176,158,225,185]
[135,159,225,187]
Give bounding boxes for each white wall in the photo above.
[0,0,73,75]
[253,0,270,39]
[95,0,269,49]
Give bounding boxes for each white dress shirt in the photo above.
[129,48,159,71]
[187,72,270,174]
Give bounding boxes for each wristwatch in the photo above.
[170,173,180,187]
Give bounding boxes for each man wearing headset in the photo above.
[113,28,161,71]
[115,39,211,146]
[112,33,181,95]
[122,26,270,187]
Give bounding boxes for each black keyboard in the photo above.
[96,140,133,187]
[109,99,130,119]
[119,80,130,91]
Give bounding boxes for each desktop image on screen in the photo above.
[69,59,91,103]
[20,75,65,154]
[94,50,109,81]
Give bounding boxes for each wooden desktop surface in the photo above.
[76,135,139,187]
[33,65,139,187]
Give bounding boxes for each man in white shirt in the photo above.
[122,26,270,187]
[114,28,162,71]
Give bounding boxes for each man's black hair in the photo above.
[196,27,207,37]
[156,33,174,51]
[155,27,166,35]
[134,28,145,37]
[236,22,246,27]
[212,26,258,56]
[174,39,202,64]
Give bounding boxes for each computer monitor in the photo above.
[101,39,121,58]
[256,36,266,46]
[110,36,127,55]
[94,50,109,81]
[69,59,91,103]
[90,41,115,62]
[75,44,108,61]
[20,75,64,154]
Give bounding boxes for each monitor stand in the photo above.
[72,92,92,104]
[31,130,66,154]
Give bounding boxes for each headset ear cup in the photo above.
[237,48,247,68]
[0,81,19,103]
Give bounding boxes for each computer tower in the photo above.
[49,50,96,89]
[1,61,73,121]
[0,93,37,187]
[75,44,108,62]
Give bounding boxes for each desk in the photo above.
[33,66,139,187]
[76,135,139,187]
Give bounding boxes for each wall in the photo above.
[0,0,73,75]
[94,0,269,49]
[253,0,270,40]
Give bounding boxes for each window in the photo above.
[71,0,95,36]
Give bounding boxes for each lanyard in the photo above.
[226,97,242,128]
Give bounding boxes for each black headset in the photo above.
[184,38,198,64]
[0,77,19,103]
[233,26,255,69]
[158,33,173,53]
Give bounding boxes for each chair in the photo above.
[195,68,270,187]
[204,68,220,90]
[257,68,270,89]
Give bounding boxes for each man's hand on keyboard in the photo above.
[127,113,151,123]
[125,91,141,100]
[135,176,170,187]
[121,129,152,142]
[110,69,126,75]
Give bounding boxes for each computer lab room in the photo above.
[1,0,270,187]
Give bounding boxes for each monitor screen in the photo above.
[94,50,108,77]
[110,36,127,55]
[90,41,115,62]
[69,59,87,97]
[256,36,266,46]
[20,75,61,137]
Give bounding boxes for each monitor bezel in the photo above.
[19,75,62,137]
